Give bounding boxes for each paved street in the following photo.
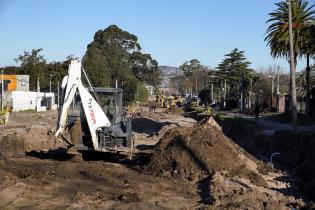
[214,108,315,135]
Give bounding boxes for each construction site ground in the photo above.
[0,108,314,209]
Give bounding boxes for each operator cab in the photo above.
[91,87,124,124]
[87,87,132,151]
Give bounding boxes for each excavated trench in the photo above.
[215,115,315,202]
[139,113,314,209]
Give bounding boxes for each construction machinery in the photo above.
[55,60,133,155]
[155,94,185,109]
[0,105,12,125]
[156,94,165,107]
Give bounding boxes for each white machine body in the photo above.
[55,60,111,150]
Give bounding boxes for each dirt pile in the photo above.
[209,171,304,210]
[143,121,309,209]
[217,116,315,201]
[273,130,315,199]
[0,155,200,210]
[144,122,265,185]
[0,126,62,154]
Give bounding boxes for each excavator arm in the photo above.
[55,60,111,150]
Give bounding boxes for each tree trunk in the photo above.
[306,53,311,116]
[288,0,298,131]
[291,59,298,130]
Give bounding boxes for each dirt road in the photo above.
[0,109,312,209]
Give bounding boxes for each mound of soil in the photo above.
[272,130,315,199]
[144,122,265,185]
[209,171,304,210]
[217,117,315,201]
[0,126,62,154]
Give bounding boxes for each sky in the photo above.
[0,0,314,71]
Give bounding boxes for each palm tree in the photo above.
[265,0,315,63]
[265,0,315,125]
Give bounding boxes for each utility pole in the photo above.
[240,72,244,111]
[49,74,52,92]
[306,54,310,115]
[240,91,243,111]
[249,77,253,109]
[220,80,223,107]
[1,68,4,110]
[195,76,198,95]
[203,68,206,88]
[288,0,298,131]
[218,87,221,106]
[276,66,281,112]
[211,83,214,103]
[57,81,60,108]
[271,76,274,109]
[223,79,227,108]
[37,77,40,92]
[36,77,40,111]
[269,75,274,110]
[276,66,280,95]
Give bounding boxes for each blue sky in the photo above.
[0,0,313,71]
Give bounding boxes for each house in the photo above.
[1,74,29,92]
[1,74,57,111]
[145,85,154,96]
[10,91,57,112]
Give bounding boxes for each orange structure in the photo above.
[2,75,17,91]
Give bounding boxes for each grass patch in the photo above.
[215,113,259,129]
[190,105,212,116]
[215,113,232,120]
[220,107,241,113]
[190,105,206,112]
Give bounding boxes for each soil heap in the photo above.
[0,126,62,154]
[144,121,264,184]
[143,121,309,209]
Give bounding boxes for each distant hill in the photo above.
[158,65,183,88]
[159,65,183,77]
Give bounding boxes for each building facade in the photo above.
[0,75,29,92]
[1,74,57,112]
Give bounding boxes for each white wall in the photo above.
[145,85,154,95]
[11,91,57,112]
[16,75,30,91]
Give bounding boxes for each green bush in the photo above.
[122,77,137,106]
[136,83,148,103]
[122,77,148,105]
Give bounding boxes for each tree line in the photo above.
[177,48,256,109]
[176,0,315,117]
[1,25,162,105]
